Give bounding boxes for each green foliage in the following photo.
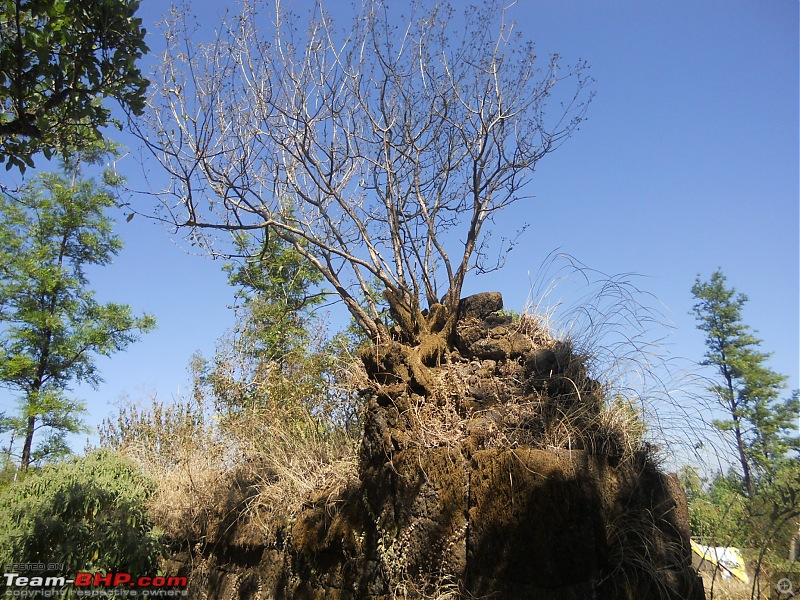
[339,277,394,352]
[691,269,800,497]
[101,224,364,460]
[0,0,149,171]
[687,270,800,588]
[751,460,800,571]
[0,448,15,493]
[0,450,162,581]
[496,308,522,322]
[0,153,155,468]
[224,231,324,361]
[96,228,363,552]
[681,463,800,580]
[198,307,362,441]
[681,467,750,545]
[682,270,800,590]
[0,390,87,466]
[213,231,364,436]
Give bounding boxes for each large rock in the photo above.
[467,449,608,598]
[169,292,705,600]
[175,448,703,599]
[457,291,503,321]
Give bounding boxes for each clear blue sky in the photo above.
[3,1,797,462]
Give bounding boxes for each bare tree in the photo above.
[135,0,591,360]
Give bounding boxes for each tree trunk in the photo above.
[732,416,754,499]
[722,362,754,500]
[20,415,35,470]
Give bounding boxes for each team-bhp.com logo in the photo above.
[3,568,188,597]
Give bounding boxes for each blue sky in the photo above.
[3,1,798,462]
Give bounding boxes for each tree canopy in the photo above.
[224,232,325,361]
[136,0,592,347]
[0,0,149,172]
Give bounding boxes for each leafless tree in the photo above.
[134,0,592,354]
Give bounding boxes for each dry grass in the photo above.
[106,391,359,546]
[389,574,462,600]
[487,393,647,462]
[602,506,690,599]
[397,391,468,451]
[523,251,729,467]
[699,570,754,600]
[238,413,359,538]
[359,309,652,469]
[99,305,368,547]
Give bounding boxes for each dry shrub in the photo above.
[389,574,462,600]
[101,388,359,547]
[698,568,756,600]
[97,297,368,546]
[483,390,648,462]
[229,409,359,539]
[133,406,357,545]
[101,392,237,542]
[99,392,219,472]
[398,392,468,451]
[603,507,690,599]
[148,447,234,543]
[594,396,648,457]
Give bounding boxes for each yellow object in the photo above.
[691,540,750,584]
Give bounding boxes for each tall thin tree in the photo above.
[691,269,799,499]
[0,149,155,469]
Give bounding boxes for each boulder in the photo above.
[171,292,705,600]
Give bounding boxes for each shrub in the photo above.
[0,450,163,581]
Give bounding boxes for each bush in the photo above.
[0,450,163,582]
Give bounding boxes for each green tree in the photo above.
[203,231,365,433]
[680,466,750,545]
[684,268,800,593]
[0,151,155,469]
[224,231,325,362]
[680,464,800,590]
[0,449,163,589]
[0,0,149,172]
[691,269,800,499]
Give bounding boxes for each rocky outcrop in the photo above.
[169,293,704,599]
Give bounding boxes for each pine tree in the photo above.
[691,269,799,499]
